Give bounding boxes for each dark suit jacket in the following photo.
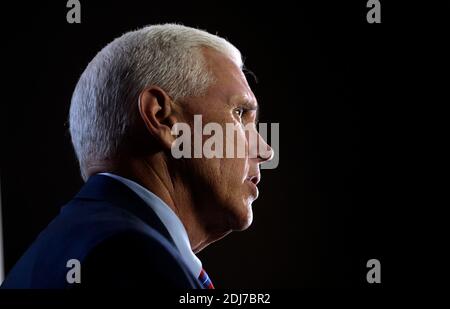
[1,174,202,289]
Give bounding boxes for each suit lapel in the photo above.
[74,174,175,247]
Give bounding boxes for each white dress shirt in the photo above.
[99,172,202,278]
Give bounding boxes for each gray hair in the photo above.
[69,24,242,181]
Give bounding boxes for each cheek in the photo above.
[188,113,250,195]
[198,158,247,197]
[218,158,248,191]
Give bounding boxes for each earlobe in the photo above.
[137,86,176,150]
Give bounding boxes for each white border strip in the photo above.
[0,175,4,284]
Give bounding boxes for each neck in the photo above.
[86,154,220,253]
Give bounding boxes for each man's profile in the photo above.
[1,24,273,288]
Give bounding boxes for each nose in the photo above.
[256,133,274,164]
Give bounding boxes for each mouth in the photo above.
[245,175,260,199]
[246,174,260,186]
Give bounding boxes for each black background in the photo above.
[1,0,447,288]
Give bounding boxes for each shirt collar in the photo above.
[98,172,202,278]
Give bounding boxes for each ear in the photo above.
[138,86,177,150]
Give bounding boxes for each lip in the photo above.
[246,174,261,186]
[245,179,259,199]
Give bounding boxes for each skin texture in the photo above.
[86,47,273,253]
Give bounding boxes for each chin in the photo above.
[229,202,254,231]
[234,217,253,231]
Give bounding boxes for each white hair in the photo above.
[69,24,243,181]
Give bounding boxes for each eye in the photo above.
[233,107,245,119]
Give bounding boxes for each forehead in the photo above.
[201,47,257,107]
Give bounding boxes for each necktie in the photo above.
[198,268,215,289]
